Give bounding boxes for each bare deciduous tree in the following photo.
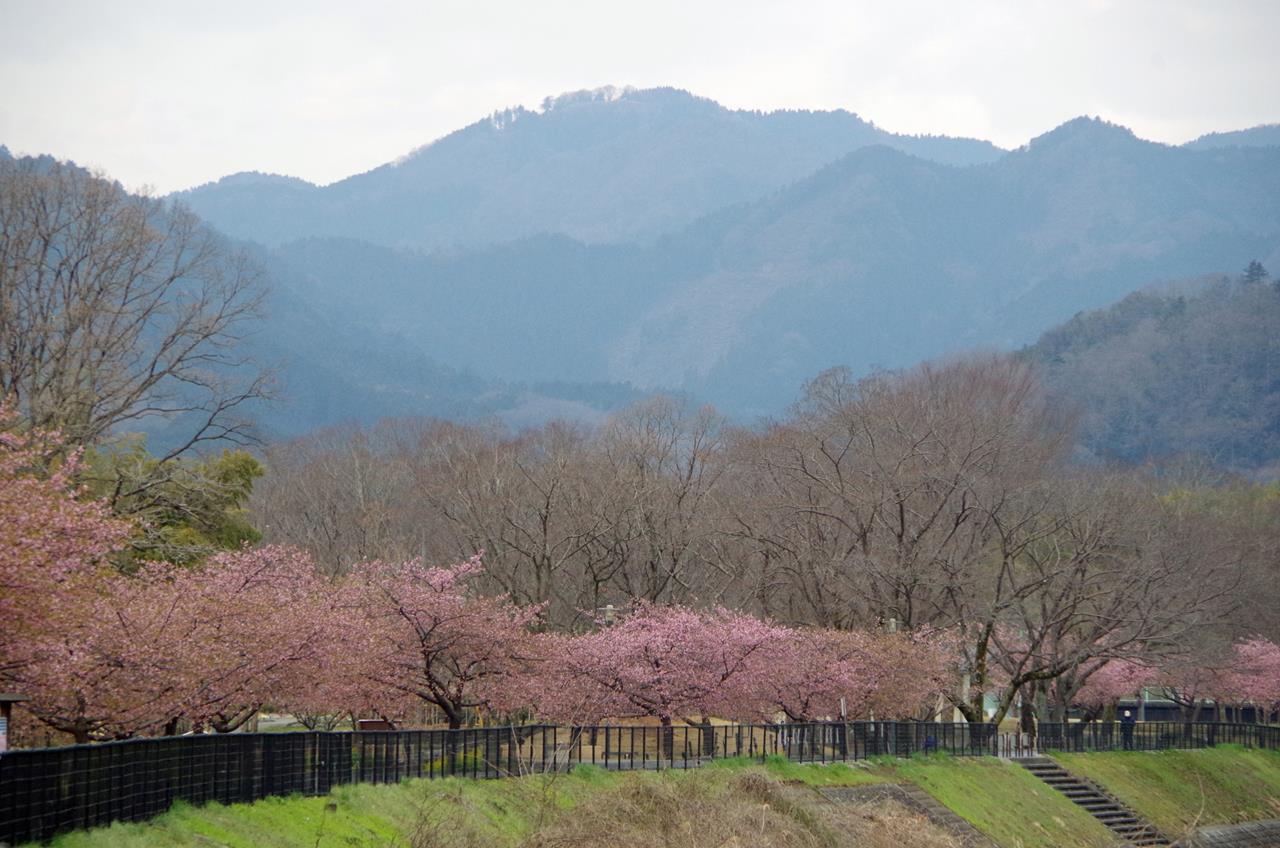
[597,396,731,605]
[0,157,269,466]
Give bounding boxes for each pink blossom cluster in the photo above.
[1068,644,1280,718]
[493,604,953,726]
[1221,638,1280,712]
[1071,659,1158,709]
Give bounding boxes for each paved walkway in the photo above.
[1183,819,1280,847]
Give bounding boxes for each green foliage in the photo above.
[85,439,264,568]
[706,754,885,786]
[43,770,622,848]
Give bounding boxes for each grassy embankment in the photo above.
[1053,745,1280,837]
[43,754,1118,848]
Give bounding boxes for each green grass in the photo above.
[37,755,1121,848]
[45,772,614,848]
[706,754,888,786]
[1053,745,1280,836]
[889,754,1117,848]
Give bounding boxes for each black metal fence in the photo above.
[0,720,1275,844]
[1036,720,1280,754]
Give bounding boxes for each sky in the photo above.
[2,0,1278,194]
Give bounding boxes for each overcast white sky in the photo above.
[2,0,1278,193]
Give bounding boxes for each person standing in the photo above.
[1121,709,1136,751]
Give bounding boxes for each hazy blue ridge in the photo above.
[1184,124,1280,150]
[252,114,1280,420]
[172,86,1004,250]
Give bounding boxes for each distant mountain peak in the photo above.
[820,141,933,177]
[183,170,317,193]
[1025,116,1143,150]
[540,85,638,111]
[172,89,1011,248]
[538,85,725,116]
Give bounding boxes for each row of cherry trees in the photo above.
[2,409,953,740]
[1065,649,1280,722]
[0,410,957,739]
[2,531,955,740]
[4,406,1278,744]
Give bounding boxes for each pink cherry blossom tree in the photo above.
[0,405,131,675]
[13,545,335,741]
[1066,658,1157,719]
[1157,646,1235,723]
[752,628,868,722]
[163,545,337,732]
[1,406,137,741]
[751,628,951,722]
[335,555,543,730]
[861,630,956,720]
[536,602,786,727]
[1222,638,1280,721]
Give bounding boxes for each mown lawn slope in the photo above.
[890,756,1116,848]
[1053,745,1280,837]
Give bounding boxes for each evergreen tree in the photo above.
[1243,259,1269,284]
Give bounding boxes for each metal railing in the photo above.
[0,720,1275,844]
[1036,720,1280,754]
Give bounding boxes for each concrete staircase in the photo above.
[1018,757,1171,846]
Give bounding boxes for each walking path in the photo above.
[1184,820,1280,847]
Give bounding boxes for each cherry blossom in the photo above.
[1222,638,1280,716]
[332,555,544,729]
[535,602,786,726]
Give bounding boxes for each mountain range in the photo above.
[175,87,1004,251]
[176,90,1280,420]
[8,87,1280,464]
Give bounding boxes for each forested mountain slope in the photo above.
[1184,124,1280,150]
[169,246,646,444]
[268,117,1280,415]
[1021,272,1280,475]
[173,87,1003,250]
